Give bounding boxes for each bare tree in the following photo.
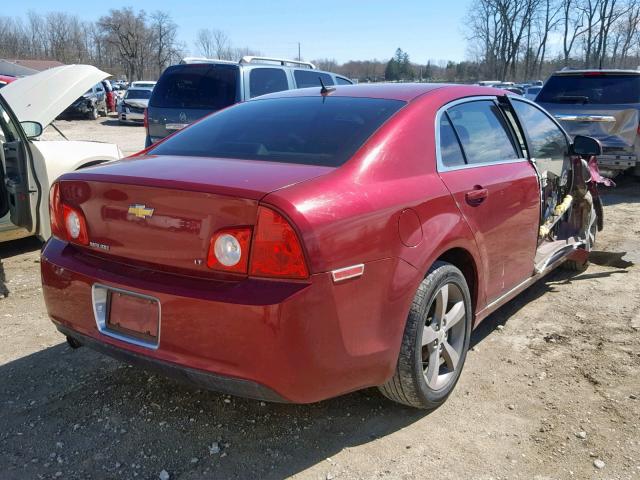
[195,28,215,58]
[195,28,233,59]
[98,8,152,80]
[150,11,180,76]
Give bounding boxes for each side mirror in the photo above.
[571,135,602,157]
[20,121,43,139]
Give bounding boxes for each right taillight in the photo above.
[207,227,251,273]
[143,108,148,130]
[206,206,308,279]
[249,206,308,279]
[49,182,89,246]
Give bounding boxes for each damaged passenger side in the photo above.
[501,96,605,273]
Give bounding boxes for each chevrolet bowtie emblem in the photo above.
[128,204,155,219]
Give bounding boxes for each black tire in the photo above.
[378,261,472,410]
[87,105,98,120]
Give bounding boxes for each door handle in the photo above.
[465,187,488,206]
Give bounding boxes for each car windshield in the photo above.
[126,89,152,100]
[150,96,405,167]
[149,64,239,110]
[537,74,640,104]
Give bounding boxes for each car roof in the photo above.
[168,61,346,79]
[553,69,640,76]
[253,83,507,103]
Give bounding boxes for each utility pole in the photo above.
[298,42,301,61]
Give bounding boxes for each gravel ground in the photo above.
[43,114,146,156]
[1,119,639,480]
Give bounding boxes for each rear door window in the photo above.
[294,70,335,89]
[446,100,519,165]
[150,64,239,110]
[249,68,289,98]
[150,97,405,167]
[537,74,640,104]
[336,77,353,85]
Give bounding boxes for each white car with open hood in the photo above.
[0,65,122,242]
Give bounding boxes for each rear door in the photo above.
[437,98,540,303]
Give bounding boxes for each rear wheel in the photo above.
[379,261,472,410]
[87,105,98,120]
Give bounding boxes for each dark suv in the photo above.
[536,69,640,176]
[145,56,352,147]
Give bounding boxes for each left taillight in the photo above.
[49,182,89,245]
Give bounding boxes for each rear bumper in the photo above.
[56,323,287,402]
[597,156,637,170]
[119,112,144,123]
[41,238,416,403]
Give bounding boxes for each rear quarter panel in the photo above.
[263,90,486,353]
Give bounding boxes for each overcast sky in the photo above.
[7,0,475,64]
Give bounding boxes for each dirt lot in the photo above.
[1,119,639,480]
[43,115,146,156]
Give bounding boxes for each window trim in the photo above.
[435,96,528,173]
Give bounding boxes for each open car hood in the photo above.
[0,65,109,127]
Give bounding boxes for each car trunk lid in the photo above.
[59,155,333,275]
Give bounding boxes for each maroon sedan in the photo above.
[41,84,604,409]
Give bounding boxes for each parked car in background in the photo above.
[0,65,121,243]
[536,69,640,176]
[130,81,157,89]
[60,82,108,120]
[42,83,605,410]
[0,75,16,88]
[145,56,353,147]
[102,80,116,113]
[524,86,542,100]
[118,87,152,125]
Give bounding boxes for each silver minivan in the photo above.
[145,56,353,147]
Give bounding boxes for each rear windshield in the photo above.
[126,89,151,100]
[537,74,640,104]
[149,64,239,110]
[150,96,405,167]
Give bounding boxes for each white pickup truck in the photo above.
[0,65,122,242]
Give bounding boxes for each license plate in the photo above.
[108,291,159,340]
[165,123,188,131]
[93,285,160,348]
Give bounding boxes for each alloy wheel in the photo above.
[421,282,467,390]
